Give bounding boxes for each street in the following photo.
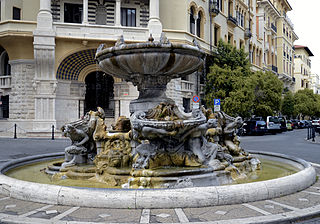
[240,129,320,164]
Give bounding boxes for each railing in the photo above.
[272,65,278,73]
[271,23,277,33]
[53,22,149,42]
[181,80,194,92]
[244,28,252,39]
[0,76,11,89]
[227,15,238,26]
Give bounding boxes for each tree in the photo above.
[205,41,283,119]
[205,40,252,114]
[281,91,295,118]
[249,71,283,117]
[294,89,320,118]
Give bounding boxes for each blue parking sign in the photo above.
[214,99,221,105]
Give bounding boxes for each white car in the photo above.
[266,116,281,134]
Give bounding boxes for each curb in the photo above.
[0,152,317,209]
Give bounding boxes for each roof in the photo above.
[294,45,314,56]
[284,0,293,11]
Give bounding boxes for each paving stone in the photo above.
[272,191,320,209]
[61,208,141,223]
[183,204,262,222]
[0,198,45,215]
[247,201,292,214]
[150,209,179,223]
[29,205,72,219]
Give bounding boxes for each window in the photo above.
[64,3,82,23]
[227,33,233,44]
[301,79,304,88]
[214,25,220,46]
[0,51,10,76]
[190,7,195,35]
[96,5,107,25]
[13,7,21,20]
[183,98,191,113]
[0,95,9,119]
[121,8,136,27]
[196,12,201,37]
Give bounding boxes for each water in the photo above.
[5,158,300,188]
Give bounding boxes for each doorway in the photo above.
[84,71,114,117]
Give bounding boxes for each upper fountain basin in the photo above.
[95,42,205,81]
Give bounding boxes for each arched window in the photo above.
[0,51,10,76]
[190,7,195,35]
[196,12,201,37]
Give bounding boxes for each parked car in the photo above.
[266,116,281,134]
[291,119,299,129]
[286,120,293,131]
[297,120,306,129]
[242,120,267,135]
[278,117,287,132]
[312,119,320,133]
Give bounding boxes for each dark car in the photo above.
[278,117,287,132]
[291,119,299,129]
[242,120,267,135]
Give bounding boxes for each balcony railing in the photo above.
[227,15,238,27]
[0,76,11,89]
[272,65,278,73]
[271,23,277,33]
[245,28,252,39]
[181,80,194,92]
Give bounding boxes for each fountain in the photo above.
[0,34,316,208]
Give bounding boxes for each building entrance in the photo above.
[84,71,114,117]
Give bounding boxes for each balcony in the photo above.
[181,80,194,92]
[271,23,277,33]
[0,76,11,89]
[244,28,252,39]
[227,15,238,27]
[53,22,149,42]
[272,65,278,73]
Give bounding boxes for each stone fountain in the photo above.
[51,34,261,189]
[0,34,316,208]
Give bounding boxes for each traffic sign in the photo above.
[214,99,221,105]
[192,95,200,103]
[214,105,220,112]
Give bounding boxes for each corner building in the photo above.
[0,0,297,136]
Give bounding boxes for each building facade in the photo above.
[0,0,298,136]
[293,45,314,92]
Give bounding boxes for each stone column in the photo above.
[148,0,162,41]
[33,0,57,130]
[83,0,89,24]
[115,0,121,26]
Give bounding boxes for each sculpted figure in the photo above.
[61,124,91,168]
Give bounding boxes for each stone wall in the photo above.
[9,59,35,120]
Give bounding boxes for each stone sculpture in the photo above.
[55,35,260,188]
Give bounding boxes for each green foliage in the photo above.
[250,71,283,117]
[205,40,284,119]
[294,89,320,118]
[281,91,295,118]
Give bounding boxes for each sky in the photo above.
[288,0,320,75]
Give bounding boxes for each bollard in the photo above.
[14,124,17,139]
[312,127,315,142]
[51,125,55,140]
[307,127,310,140]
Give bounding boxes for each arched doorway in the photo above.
[84,71,114,117]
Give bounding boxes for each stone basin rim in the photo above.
[0,151,316,209]
[95,42,206,60]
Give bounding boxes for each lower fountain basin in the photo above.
[0,151,316,209]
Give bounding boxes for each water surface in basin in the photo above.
[5,158,300,188]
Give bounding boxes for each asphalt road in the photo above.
[240,128,320,164]
[0,138,69,165]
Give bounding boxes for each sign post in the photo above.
[214,99,220,112]
[192,95,200,109]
